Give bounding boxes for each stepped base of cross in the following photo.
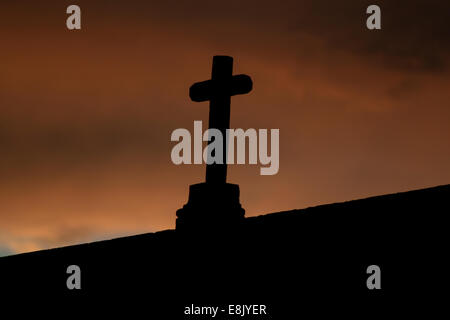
[176,183,245,231]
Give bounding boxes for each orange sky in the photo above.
[1,0,449,255]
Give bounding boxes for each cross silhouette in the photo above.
[190,55,253,184]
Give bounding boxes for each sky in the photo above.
[1,0,449,256]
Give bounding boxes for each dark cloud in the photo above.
[115,0,450,73]
[279,0,450,73]
[2,1,448,72]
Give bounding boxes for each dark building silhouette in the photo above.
[1,184,448,316]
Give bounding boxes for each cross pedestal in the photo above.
[176,56,252,231]
[176,182,245,231]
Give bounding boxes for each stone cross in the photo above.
[189,55,253,184]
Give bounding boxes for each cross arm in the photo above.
[189,74,253,102]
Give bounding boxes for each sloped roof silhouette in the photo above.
[1,184,448,315]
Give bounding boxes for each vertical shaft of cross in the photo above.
[205,56,233,184]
